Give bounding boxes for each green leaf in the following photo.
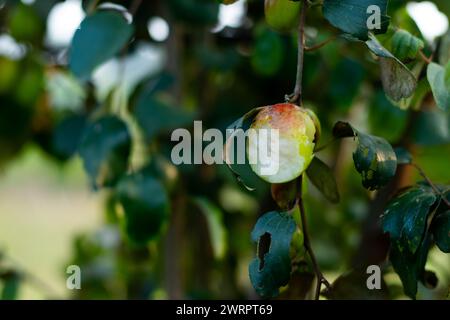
[394,147,412,165]
[366,34,417,101]
[382,185,437,254]
[332,121,397,190]
[391,29,424,61]
[224,107,264,191]
[69,11,134,80]
[249,211,296,298]
[134,91,194,141]
[353,130,397,190]
[432,210,450,253]
[251,26,284,77]
[79,116,131,188]
[52,114,87,160]
[306,157,340,203]
[427,62,450,111]
[389,232,431,299]
[323,0,390,41]
[116,169,170,245]
[168,0,219,26]
[1,271,20,300]
[193,197,227,260]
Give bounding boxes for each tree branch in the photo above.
[288,0,308,106]
[305,35,337,52]
[412,163,450,208]
[296,176,330,300]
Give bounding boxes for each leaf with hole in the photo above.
[69,11,134,80]
[79,116,131,188]
[249,211,296,298]
[366,34,417,101]
[306,157,340,203]
[116,169,170,246]
[427,62,450,112]
[323,0,390,41]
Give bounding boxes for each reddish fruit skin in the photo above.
[247,103,319,184]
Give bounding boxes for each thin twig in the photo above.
[296,176,330,300]
[305,35,337,52]
[412,163,450,208]
[288,0,308,106]
[87,0,101,14]
[418,49,432,64]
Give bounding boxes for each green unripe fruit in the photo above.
[264,0,301,33]
[247,103,319,184]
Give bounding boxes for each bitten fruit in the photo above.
[247,103,319,183]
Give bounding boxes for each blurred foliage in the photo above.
[0,0,449,300]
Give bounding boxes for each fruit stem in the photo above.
[289,0,308,106]
[296,175,331,299]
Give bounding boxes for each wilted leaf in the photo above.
[249,211,296,298]
[306,157,340,203]
[116,170,170,245]
[69,11,134,80]
[323,0,389,41]
[79,116,131,188]
[366,34,417,101]
[382,185,437,254]
[427,62,450,112]
[432,210,450,253]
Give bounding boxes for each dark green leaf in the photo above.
[332,121,397,190]
[117,170,170,245]
[427,62,450,112]
[366,34,417,101]
[394,147,412,165]
[249,211,296,298]
[323,0,390,41]
[389,232,431,299]
[306,157,340,203]
[353,130,397,190]
[168,0,219,26]
[391,29,424,61]
[134,92,194,141]
[79,116,131,188]
[382,185,437,254]
[52,114,87,159]
[432,210,450,253]
[69,11,134,80]
[251,26,284,77]
[1,271,20,300]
